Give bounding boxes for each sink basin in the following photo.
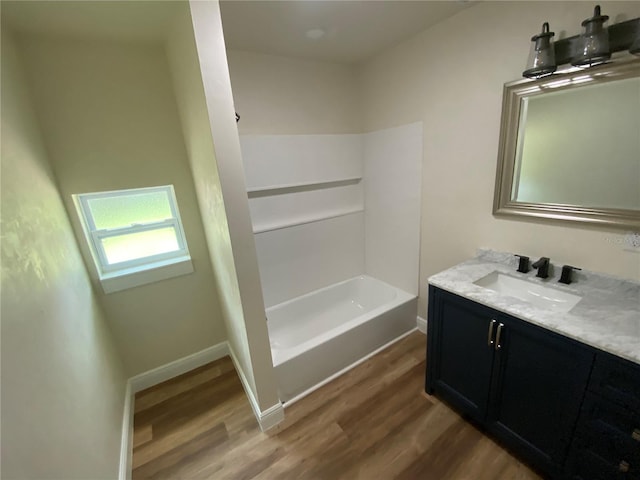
[473,272,582,313]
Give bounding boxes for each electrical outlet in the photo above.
[623,232,640,253]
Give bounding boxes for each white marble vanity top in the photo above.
[428,249,640,365]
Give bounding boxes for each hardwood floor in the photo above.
[132,332,541,479]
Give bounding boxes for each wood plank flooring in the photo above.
[132,332,541,479]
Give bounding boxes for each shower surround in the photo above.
[240,123,422,403]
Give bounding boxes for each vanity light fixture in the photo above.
[572,5,611,67]
[520,12,639,79]
[523,22,557,79]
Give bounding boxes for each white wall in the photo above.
[226,49,362,135]
[229,48,423,305]
[17,34,227,376]
[240,127,423,306]
[256,214,365,307]
[168,1,280,413]
[360,1,640,318]
[240,134,365,306]
[1,27,127,479]
[364,123,423,295]
[241,134,363,189]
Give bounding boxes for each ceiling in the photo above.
[2,0,474,63]
[219,0,474,64]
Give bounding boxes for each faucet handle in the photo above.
[515,254,530,273]
[559,265,581,285]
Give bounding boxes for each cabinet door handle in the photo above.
[487,319,497,347]
[619,460,630,473]
[495,323,505,350]
[632,428,640,442]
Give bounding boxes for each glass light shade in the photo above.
[572,5,611,67]
[523,22,557,79]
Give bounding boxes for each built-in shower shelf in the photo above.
[253,207,364,234]
[246,176,362,196]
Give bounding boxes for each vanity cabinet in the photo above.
[426,286,595,477]
[567,354,640,480]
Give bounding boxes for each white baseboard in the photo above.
[259,401,286,431]
[129,341,229,394]
[120,341,230,478]
[120,339,283,477]
[417,315,427,334]
[119,381,133,480]
[227,343,284,432]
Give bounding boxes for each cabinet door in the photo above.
[427,288,497,423]
[486,315,594,475]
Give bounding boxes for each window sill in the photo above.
[99,256,193,294]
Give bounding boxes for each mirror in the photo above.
[493,57,640,229]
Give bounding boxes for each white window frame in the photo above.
[73,185,193,293]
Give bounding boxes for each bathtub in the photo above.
[267,275,417,404]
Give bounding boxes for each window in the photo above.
[74,185,193,293]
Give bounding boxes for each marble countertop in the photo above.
[428,249,640,365]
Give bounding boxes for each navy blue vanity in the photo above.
[425,251,640,480]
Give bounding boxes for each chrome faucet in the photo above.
[532,257,550,279]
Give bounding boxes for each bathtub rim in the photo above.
[266,274,397,313]
[267,274,416,367]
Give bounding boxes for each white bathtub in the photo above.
[267,275,417,404]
